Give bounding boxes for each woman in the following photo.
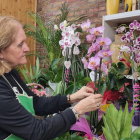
[0,16,103,140]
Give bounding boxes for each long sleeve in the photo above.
[11,69,71,116]
[0,81,76,140]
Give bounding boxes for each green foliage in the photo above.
[65,70,91,95]
[106,62,127,91]
[20,57,41,84]
[52,132,85,140]
[102,102,139,140]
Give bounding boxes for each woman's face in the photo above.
[0,24,30,69]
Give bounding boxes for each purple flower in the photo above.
[129,20,140,31]
[96,37,112,48]
[82,57,87,64]
[116,26,126,34]
[88,55,100,70]
[90,26,105,36]
[84,62,89,69]
[101,63,108,75]
[86,34,95,42]
[121,34,130,43]
[98,49,114,58]
[135,36,140,45]
[126,31,134,41]
[135,53,140,63]
[133,46,140,54]
[120,45,131,53]
[81,19,91,32]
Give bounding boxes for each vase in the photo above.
[110,34,130,75]
[124,0,133,12]
[106,0,120,15]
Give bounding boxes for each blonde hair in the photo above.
[0,16,22,75]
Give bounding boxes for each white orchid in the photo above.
[54,24,59,30]
[73,46,80,55]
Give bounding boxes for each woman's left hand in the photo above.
[69,86,94,104]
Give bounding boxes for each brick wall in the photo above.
[37,0,125,68]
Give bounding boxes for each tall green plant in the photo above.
[102,102,140,140]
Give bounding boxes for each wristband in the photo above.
[70,107,81,120]
[66,94,71,104]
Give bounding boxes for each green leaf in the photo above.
[116,106,123,133]
[99,82,106,95]
[132,127,140,135]
[131,134,140,140]
[76,70,85,82]
[54,81,63,95]
[117,77,127,89]
[124,85,133,100]
[78,77,91,85]
[109,104,118,128]
[54,68,63,83]
[75,83,83,89]
[121,138,132,140]
[120,105,135,139]
[102,127,113,140]
[121,102,129,131]
[116,62,126,74]
[65,84,77,95]
[50,58,61,69]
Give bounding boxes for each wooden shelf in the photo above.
[124,75,140,80]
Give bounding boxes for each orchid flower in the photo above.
[81,19,91,32]
[84,62,89,69]
[121,34,130,43]
[73,46,80,55]
[116,26,126,33]
[96,37,112,48]
[86,34,95,42]
[101,63,108,75]
[60,20,68,31]
[82,57,87,64]
[120,45,131,53]
[129,20,140,31]
[88,55,100,70]
[54,24,59,30]
[90,26,105,36]
[98,49,114,58]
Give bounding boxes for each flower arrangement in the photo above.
[81,19,113,95]
[116,20,140,112]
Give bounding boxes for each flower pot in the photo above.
[124,0,133,12]
[106,0,120,15]
[110,34,130,75]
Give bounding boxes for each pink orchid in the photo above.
[121,34,130,43]
[88,55,100,70]
[96,37,112,48]
[81,19,91,32]
[90,26,105,36]
[116,26,126,34]
[64,61,71,69]
[98,49,114,58]
[84,62,89,69]
[82,57,87,64]
[101,63,108,75]
[86,34,95,42]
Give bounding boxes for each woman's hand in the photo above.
[74,94,103,115]
[69,86,94,104]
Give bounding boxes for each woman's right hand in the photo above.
[74,94,103,115]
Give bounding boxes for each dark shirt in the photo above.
[0,69,76,140]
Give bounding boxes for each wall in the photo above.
[37,0,125,68]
